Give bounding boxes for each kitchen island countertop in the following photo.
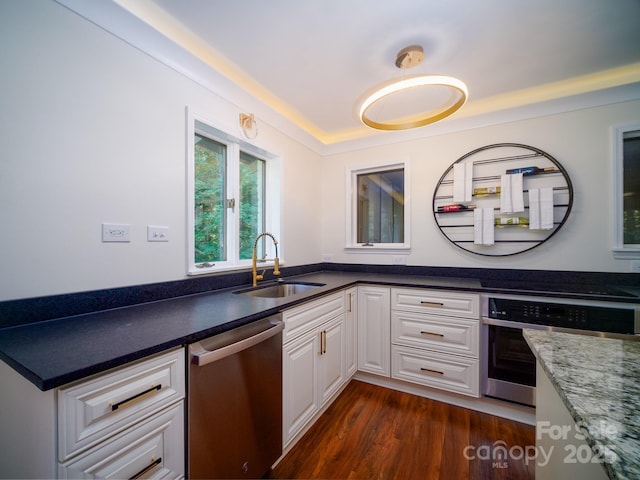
[523,329,640,480]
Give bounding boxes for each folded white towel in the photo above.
[529,188,540,229]
[474,207,495,245]
[529,188,554,230]
[453,162,473,203]
[500,173,524,213]
[540,187,554,230]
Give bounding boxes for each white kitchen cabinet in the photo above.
[391,288,480,397]
[282,291,346,448]
[0,348,185,479]
[282,291,344,344]
[357,285,391,377]
[392,288,479,318]
[392,310,479,357]
[58,402,184,479]
[318,316,345,405]
[283,327,318,444]
[344,287,358,378]
[392,344,479,397]
[57,348,185,478]
[58,348,184,462]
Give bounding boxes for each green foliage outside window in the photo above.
[239,153,265,259]
[194,135,266,265]
[194,135,226,264]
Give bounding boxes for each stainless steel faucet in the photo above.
[252,232,280,286]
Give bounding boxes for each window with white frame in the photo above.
[346,161,410,251]
[187,110,280,274]
[613,123,640,257]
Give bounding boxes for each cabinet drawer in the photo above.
[283,291,344,343]
[58,348,185,462]
[391,311,479,357]
[59,402,184,479]
[391,345,479,397]
[392,288,479,318]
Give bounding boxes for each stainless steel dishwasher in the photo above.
[188,314,284,479]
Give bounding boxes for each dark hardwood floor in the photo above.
[268,380,535,480]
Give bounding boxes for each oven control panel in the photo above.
[487,297,636,334]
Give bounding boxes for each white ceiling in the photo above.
[111,0,640,147]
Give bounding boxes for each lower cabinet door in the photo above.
[357,286,391,377]
[391,345,479,397]
[318,316,345,406]
[58,402,184,479]
[283,332,319,447]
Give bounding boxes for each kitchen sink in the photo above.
[234,282,326,298]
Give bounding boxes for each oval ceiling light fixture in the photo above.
[359,45,468,131]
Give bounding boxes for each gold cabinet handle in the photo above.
[129,456,162,480]
[420,331,444,337]
[420,367,444,376]
[110,384,161,411]
[420,301,444,307]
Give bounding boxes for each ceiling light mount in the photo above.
[395,45,424,69]
[358,45,468,131]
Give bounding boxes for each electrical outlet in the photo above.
[631,261,640,273]
[147,225,169,242]
[322,254,333,262]
[102,223,130,242]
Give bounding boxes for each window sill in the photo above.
[344,245,411,254]
[188,260,281,276]
[612,248,640,259]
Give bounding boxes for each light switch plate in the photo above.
[147,225,169,242]
[102,223,130,242]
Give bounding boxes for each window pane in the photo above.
[357,168,404,243]
[239,151,266,259]
[194,134,226,263]
[623,130,640,245]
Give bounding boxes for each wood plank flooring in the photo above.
[268,380,535,480]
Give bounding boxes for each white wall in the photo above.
[1,2,637,303]
[0,1,322,301]
[320,100,640,273]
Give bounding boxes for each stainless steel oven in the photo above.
[481,295,639,407]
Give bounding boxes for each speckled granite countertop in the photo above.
[523,329,640,480]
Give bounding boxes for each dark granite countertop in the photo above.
[0,272,482,391]
[524,329,640,480]
[1,269,638,392]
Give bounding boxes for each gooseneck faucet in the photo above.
[252,232,280,286]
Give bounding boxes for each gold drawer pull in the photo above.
[420,301,444,307]
[420,331,444,337]
[129,456,162,480]
[110,384,162,411]
[319,331,327,355]
[420,367,444,376]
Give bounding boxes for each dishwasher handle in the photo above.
[190,316,284,367]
